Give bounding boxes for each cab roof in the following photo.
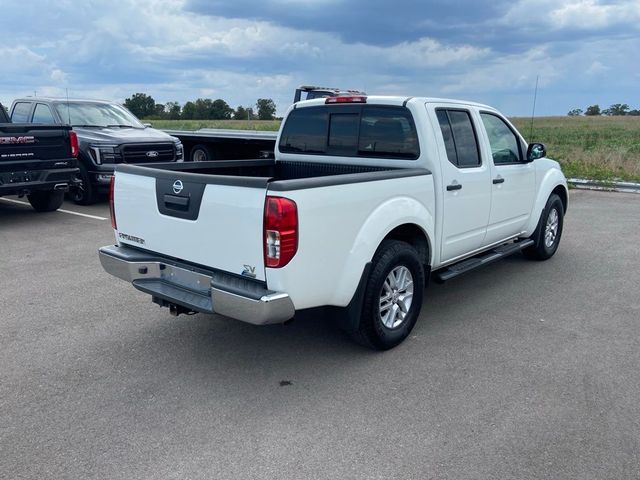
[12,97,117,105]
[293,95,494,111]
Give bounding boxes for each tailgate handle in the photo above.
[164,194,189,210]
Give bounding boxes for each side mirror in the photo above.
[526,143,546,161]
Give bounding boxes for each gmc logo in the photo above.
[0,136,36,145]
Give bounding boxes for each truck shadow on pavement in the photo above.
[95,252,542,393]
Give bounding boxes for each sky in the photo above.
[1,0,639,116]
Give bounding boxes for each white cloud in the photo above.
[549,0,640,29]
[0,46,48,75]
[1,0,639,115]
[586,60,609,75]
[440,46,562,95]
[50,68,68,83]
[501,0,640,31]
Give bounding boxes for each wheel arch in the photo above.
[552,184,568,213]
[380,223,432,269]
[523,168,568,236]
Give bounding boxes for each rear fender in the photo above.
[331,196,434,306]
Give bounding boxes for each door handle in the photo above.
[164,194,189,211]
[446,183,462,191]
[492,177,505,184]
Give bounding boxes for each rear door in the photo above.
[30,103,57,124]
[430,105,491,263]
[10,102,34,123]
[113,167,269,281]
[478,112,536,244]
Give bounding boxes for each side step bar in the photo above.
[434,239,535,283]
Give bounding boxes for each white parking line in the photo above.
[0,197,108,221]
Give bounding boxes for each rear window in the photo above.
[11,102,32,123]
[279,105,419,159]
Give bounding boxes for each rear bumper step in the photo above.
[98,244,295,325]
[434,239,535,283]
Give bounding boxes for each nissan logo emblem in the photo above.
[146,150,159,158]
[172,180,184,194]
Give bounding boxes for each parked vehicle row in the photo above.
[3,86,367,207]
[1,102,79,212]
[99,94,568,350]
[9,98,184,205]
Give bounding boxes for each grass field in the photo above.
[511,116,640,182]
[151,119,281,131]
[151,116,640,182]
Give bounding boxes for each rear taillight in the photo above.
[69,131,79,158]
[109,175,117,230]
[264,196,298,268]
[325,96,367,104]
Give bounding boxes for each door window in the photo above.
[480,113,522,164]
[32,104,55,124]
[11,102,32,123]
[436,109,480,168]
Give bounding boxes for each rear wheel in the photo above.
[27,190,64,212]
[524,193,564,260]
[351,240,425,350]
[68,163,97,205]
[190,144,218,162]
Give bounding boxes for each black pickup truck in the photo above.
[0,103,79,212]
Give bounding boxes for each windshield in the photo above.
[54,102,144,128]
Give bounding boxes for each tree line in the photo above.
[123,93,277,121]
[568,104,640,116]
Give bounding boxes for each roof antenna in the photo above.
[529,75,539,141]
[66,88,71,124]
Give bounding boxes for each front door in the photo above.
[432,106,492,263]
[478,112,536,245]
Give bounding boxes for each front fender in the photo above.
[523,162,568,236]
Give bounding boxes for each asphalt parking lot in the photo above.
[1,190,639,480]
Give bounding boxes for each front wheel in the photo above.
[524,193,564,260]
[27,190,64,212]
[351,240,425,350]
[68,163,97,205]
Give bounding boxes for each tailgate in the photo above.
[0,124,71,163]
[113,167,269,281]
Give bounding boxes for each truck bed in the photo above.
[111,159,432,284]
[162,129,277,142]
[116,159,430,192]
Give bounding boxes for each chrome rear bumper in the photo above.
[98,244,295,325]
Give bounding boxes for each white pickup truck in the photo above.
[99,95,568,350]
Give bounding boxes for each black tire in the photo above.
[27,190,64,212]
[190,144,218,162]
[523,193,564,260]
[68,163,97,205]
[351,240,425,350]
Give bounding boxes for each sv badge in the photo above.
[242,265,256,278]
